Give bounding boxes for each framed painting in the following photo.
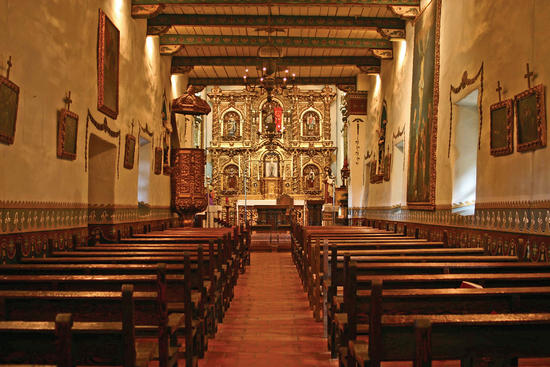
[154,147,163,175]
[97,9,120,120]
[514,84,546,152]
[0,76,20,145]
[56,109,79,160]
[345,92,368,116]
[123,134,136,169]
[383,153,391,181]
[489,99,514,156]
[370,161,383,184]
[406,0,441,210]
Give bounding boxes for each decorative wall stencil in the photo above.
[407,0,441,210]
[0,56,19,145]
[154,147,163,175]
[123,134,136,169]
[490,98,514,156]
[97,9,120,120]
[515,84,546,152]
[84,110,121,177]
[57,109,79,160]
[449,63,484,157]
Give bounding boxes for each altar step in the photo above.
[250,231,291,252]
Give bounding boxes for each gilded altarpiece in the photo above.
[207,86,336,225]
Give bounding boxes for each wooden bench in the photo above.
[0,284,183,367]
[340,266,550,367]
[348,313,550,367]
[0,312,159,367]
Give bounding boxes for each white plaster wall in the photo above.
[363,23,414,209]
[364,0,550,210]
[437,0,550,206]
[0,0,172,207]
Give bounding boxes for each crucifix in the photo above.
[6,56,12,79]
[130,119,135,135]
[63,91,73,111]
[524,63,534,89]
[496,81,503,102]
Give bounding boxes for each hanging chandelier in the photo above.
[242,1,295,97]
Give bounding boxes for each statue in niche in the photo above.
[304,165,318,190]
[264,153,279,178]
[262,101,276,133]
[224,165,239,191]
[262,99,283,133]
[223,111,240,137]
[303,111,320,136]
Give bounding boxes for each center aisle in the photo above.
[198,252,337,367]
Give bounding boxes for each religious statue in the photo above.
[264,154,279,177]
[227,116,237,136]
[224,165,239,191]
[262,101,276,133]
[306,167,316,189]
[224,112,239,137]
[303,111,319,136]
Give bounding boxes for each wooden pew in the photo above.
[0,312,160,367]
[339,264,550,367]
[349,313,550,367]
[306,243,514,323]
[0,258,214,358]
[0,284,179,367]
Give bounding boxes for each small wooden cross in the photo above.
[524,63,534,89]
[6,56,12,79]
[496,81,503,102]
[63,91,73,111]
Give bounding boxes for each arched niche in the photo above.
[303,164,321,193]
[221,109,242,140]
[262,151,281,178]
[223,164,239,192]
[260,98,284,133]
[300,108,322,139]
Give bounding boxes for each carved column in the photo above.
[244,95,252,143]
[321,86,335,141]
[291,90,300,142]
[209,87,223,145]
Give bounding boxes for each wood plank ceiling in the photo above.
[132,1,419,85]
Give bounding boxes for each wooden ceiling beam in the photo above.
[149,14,405,29]
[188,76,357,85]
[134,0,419,5]
[172,56,381,67]
[160,34,393,49]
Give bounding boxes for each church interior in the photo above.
[2,0,550,366]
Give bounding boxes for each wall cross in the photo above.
[6,56,12,79]
[63,91,73,111]
[496,81,502,102]
[524,63,534,89]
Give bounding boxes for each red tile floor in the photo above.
[195,252,550,367]
[198,252,337,367]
